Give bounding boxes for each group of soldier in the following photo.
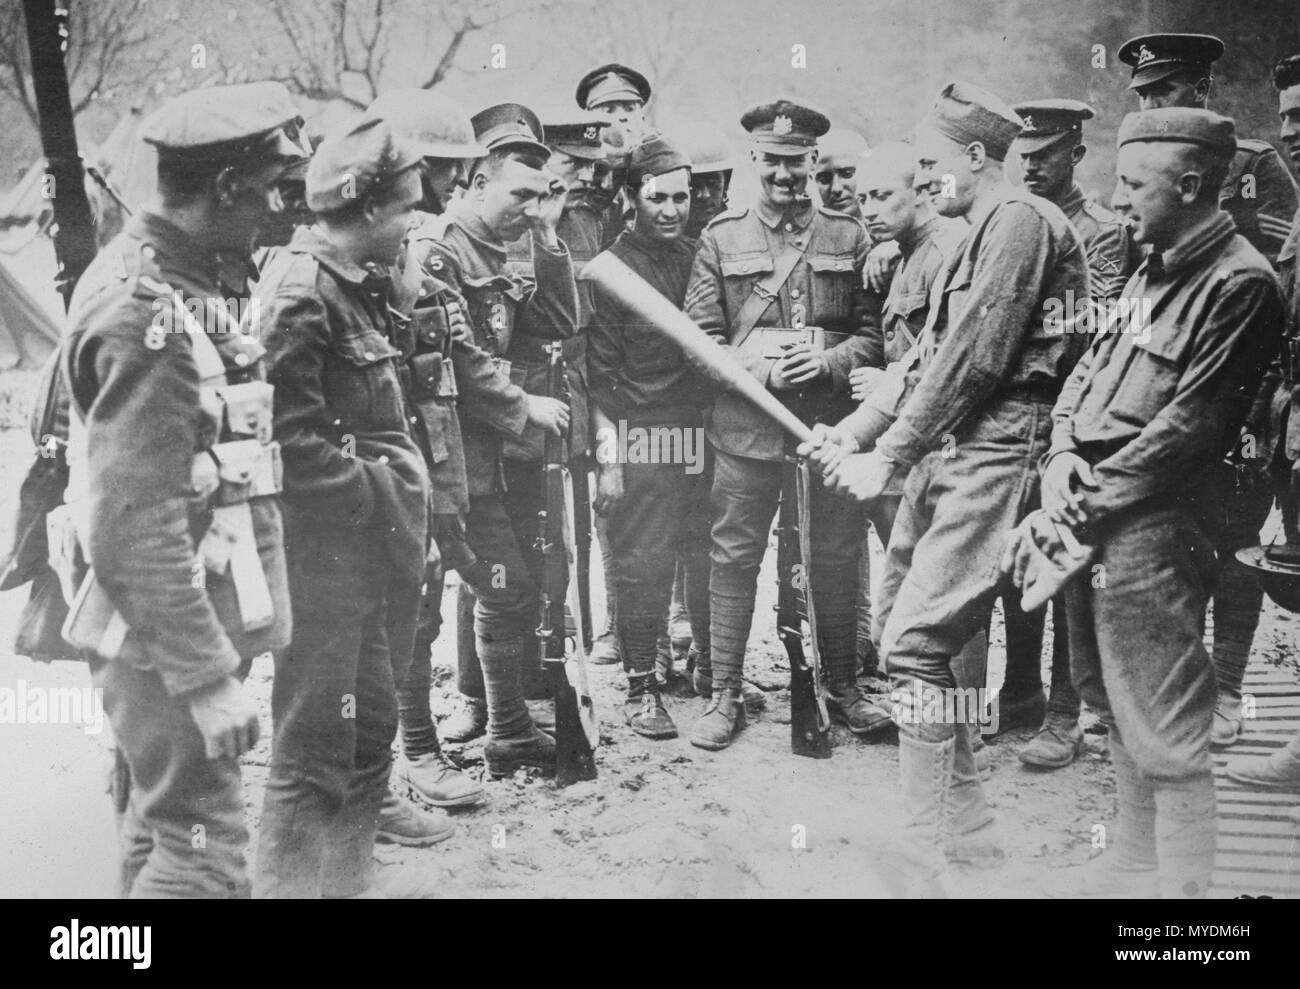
[38,28,1300,898]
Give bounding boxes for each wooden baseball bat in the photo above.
[580,253,815,445]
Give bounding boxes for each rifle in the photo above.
[581,254,831,757]
[536,341,598,786]
[22,0,97,307]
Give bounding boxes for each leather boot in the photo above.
[827,679,893,736]
[985,689,1047,736]
[1019,712,1084,768]
[484,726,556,777]
[400,752,484,808]
[877,731,953,898]
[376,790,456,846]
[1042,735,1158,898]
[689,686,747,750]
[625,672,678,739]
[1155,776,1216,899]
[944,723,1003,867]
[1227,731,1300,789]
[439,696,487,743]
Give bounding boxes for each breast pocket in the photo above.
[327,329,404,431]
[883,289,927,359]
[807,255,858,328]
[1110,328,1190,428]
[719,254,774,328]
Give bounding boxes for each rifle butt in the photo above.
[549,661,597,787]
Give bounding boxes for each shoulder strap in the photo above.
[172,291,228,384]
[730,239,810,348]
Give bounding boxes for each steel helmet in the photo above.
[364,89,487,159]
[674,121,738,173]
[1237,544,1300,613]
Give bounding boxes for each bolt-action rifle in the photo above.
[536,342,598,786]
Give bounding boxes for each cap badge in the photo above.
[1021,115,1036,131]
[584,126,598,140]
[1137,44,1155,65]
[772,114,793,136]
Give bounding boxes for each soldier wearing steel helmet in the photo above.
[678,121,739,243]
[60,81,306,897]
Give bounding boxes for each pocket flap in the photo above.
[807,255,856,273]
[720,255,774,278]
[333,330,399,367]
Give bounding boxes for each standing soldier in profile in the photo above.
[1033,108,1283,897]
[359,89,501,845]
[684,98,883,751]
[411,103,575,776]
[253,118,430,897]
[1118,33,1300,750]
[998,99,1140,769]
[60,83,305,897]
[803,82,1089,892]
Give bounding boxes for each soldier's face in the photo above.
[1134,74,1208,111]
[420,158,465,214]
[592,101,646,145]
[1116,142,1196,249]
[688,171,729,235]
[549,152,597,192]
[365,168,423,265]
[814,153,859,213]
[1018,139,1078,201]
[216,158,295,250]
[856,162,918,243]
[633,167,691,243]
[752,150,814,207]
[1279,86,1300,170]
[914,128,973,219]
[476,157,551,240]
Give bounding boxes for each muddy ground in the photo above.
[0,372,1296,898]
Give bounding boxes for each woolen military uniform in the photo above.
[411,186,580,754]
[252,119,430,897]
[683,99,879,708]
[588,136,711,723]
[57,83,302,899]
[62,210,293,899]
[1050,109,1284,895]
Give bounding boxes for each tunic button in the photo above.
[364,351,376,360]
[885,329,895,339]
[791,289,801,300]
[410,416,418,424]
[739,262,749,272]
[234,352,250,367]
[379,455,390,465]
[784,223,794,232]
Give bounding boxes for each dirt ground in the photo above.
[1,373,1297,899]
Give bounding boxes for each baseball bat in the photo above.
[580,253,815,445]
